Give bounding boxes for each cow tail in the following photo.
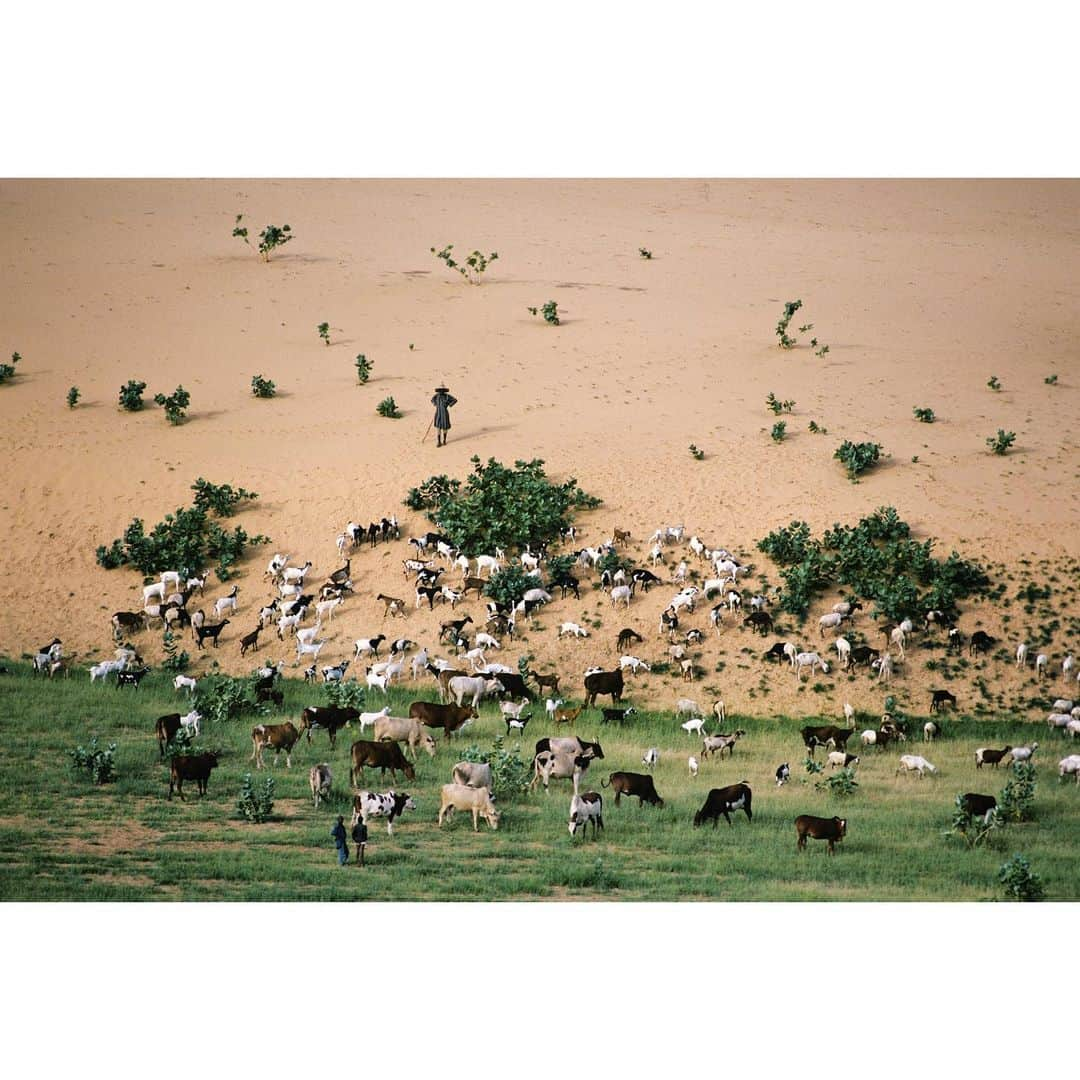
[601,777,610,788]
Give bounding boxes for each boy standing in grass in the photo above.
[331,815,348,866]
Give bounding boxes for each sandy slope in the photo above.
[1,180,1078,720]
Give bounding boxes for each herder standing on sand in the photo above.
[431,384,457,447]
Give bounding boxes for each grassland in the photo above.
[1,660,1076,901]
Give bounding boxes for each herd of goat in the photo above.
[24,513,1080,856]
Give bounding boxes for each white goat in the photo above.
[835,637,851,669]
[358,705,391,733]
[681,717,706,737]
[558,622,589,639]
[610,585,633,608]
[1016,642,1029,669]
[819,612,847,636]
[296,639,325,663]
[1035,654,1048,680]
[794,652,829,681]
[675,698,700,718]
[619,655,651,674]
[173,674,198,696]
[897,754,937,778]
[688,756,699,777]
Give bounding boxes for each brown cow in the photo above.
[601,771,664,807]
[583,669,625,708]
[795,814,847,855]
[408,701,478,740]
[168,752,220,800]
[155,713,182,758]
[349,739,416,785]
[251,722,300,768]
[298,706,359,747]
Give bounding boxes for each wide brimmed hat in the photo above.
[435,384,450,392]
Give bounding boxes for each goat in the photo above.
[377,594,407,619]
[213,585,240,618]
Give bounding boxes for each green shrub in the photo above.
[770,421,787,443]
[354,353,373,384]
[153,385,191,425]
[161,628,190,673]
[0,351,20,384]
[807,420,827,434]
[527,301,560,326]
[251,374,276,398]
[834,440,882,481]
[376,396,401,418]
[998,853,1044,901]
[815,767,858,797]
[766,392,795,415]
[638,247,653,259]
[410,456,600,555]
[70,736,117,784]
[195,676,264,725]
[431,244,498,284]
[775,299,802,349]
[946,794,1003,848]
[986,429,1016,455]
[233,215,293,261]
[688,444,704,460]
[236,773,275,823]
[404,473,461,511]
[191,478,258,517]
[118,379,147,411]
[987,375,1001,391]
[317,322,330,346]
[803,757,823,775]
[998,761,1036,822]
[323,678,366,710]
[484,564,533,608]
[66,386,80,409]
[913,407,935,423]
[1044,374,1058,385]
[459,736,531,798]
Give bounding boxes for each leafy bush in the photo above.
[770,421,787,443]
[807,420,828,435]
[236,773,275,823]
[527,301,560,326]
[354,353,373,384]
[118,379,147,411]
[66,386,80,408]
[803,757,823,775]
[688,444,704,460]
[1044,373,1058,385]
[161,628,190,673]
[317,322,330,346]
[815,767,858,797]
[233,215,293,261]
[431,244,498,284]
[70,736,117,784]
[191,478,258,517]
[998,762,1036,822]
[324,678,366,710]
[638,247,653,259]
[946,794,1003,848]
[987,375,1001,391]
[766,392,795,415]
[405,473,461,511]
[913,407,935,423]
[459,736,531,798]
[377,396,401,419]
[153,385,191,425]
[834,440,882,481]
[195,676,264,724]
[998,853,1044,901]
[986,429,1016,456]
[251,374,276,398]
[776,299,802,349]
[0,351,20,384]
[484,564,534,608]
[413,456,600,555]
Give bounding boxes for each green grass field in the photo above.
[1,661,1076,901]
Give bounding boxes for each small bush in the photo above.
[70,737,117,784]
[913,407,936,423]
[815,767,858,797]
[459,736,531,798]
[998,761,1036,822]
[528,301,560,326]
[770,421,787,443]
[484,564,534,608]
[66,386,80,409]
[638,247,653,259]
[236,773,275,823]
[354,353,373,384]
[776,300,802,349]
[233,215,293,261]
[161,628,190,673]
[323,678,366,711]
[190,478,258,518]
[766,392,795,415]
[118,379,147,411]
[807,420,828,435]
[1044,374,1058,385]
[0,351,20,385]
[986,429,1016,456]
[987,375,1001,391]
[688,444,704,460]
[153,385,191,425]
[803,757,823,775]
[431,244,498,284]
[317,322,330,346]
[376,396,401,419]
[251,374,276,398]
[834,440,882,481]
[998,853,1045,901]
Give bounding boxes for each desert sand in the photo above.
[1,179,1078,719]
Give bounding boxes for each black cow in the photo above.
[117,667,149,690]
[693,782,753,827]
[929,689,957,713]
[800,724,854,756]
[969,631,996,656]
[349,739,416,785]
[602,771,663,807]
[584,669,625,708]
[795,814,847,855]
[299,706,360,748]
[168,752,221,800]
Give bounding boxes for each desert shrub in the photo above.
[998,853,1044,901]
[688,444,704,460]
[770,421,787,443]
[251,375,276,398]
[161,628,190,673]
[986,429,1016,455]
[233,215,293,261]
[815,767,858,797]
[118,379,147,411]
[987,375,1001,391]
[758,520,816,566]
[377,396,401,418]
[807,420,827,434]
[1044,374,1058,385]
[998,762,1036,822]
[527,301,560,325]
[484,564,533,608]
[404,474,461,511]
[803,757,823,775]
[913,407,936,423]
[66,386,80,408]
[195,676,264,724]
[70,737,117,784]
[317,322,330,346]
[834,440,882,481]
[459,736,531,798]
[236,773,275,823]
[431,244,498,284]
[354,354,372,384]
[323,679,366,710]
[766,392,795,414]
[410,456,600,555]
[153,385,191,425]
[191,478,258,518]
[775,299,802,348]
[638,247,652,259]
[0,351,20,384]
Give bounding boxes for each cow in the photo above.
[452,761,493,789]
[298,705,360,748]
[438,783,500,831]
[569,791,604,838]
[251,722,301,768]
[800,724,855,757]
[408,701,479,741]
[373,715,438,759]
[960,793,998,820]
[168,752,220,800]
[693,782,753,828]
[975,746,1012,769]
[481,671,531,701]
[349,740,416,785]
[155,713,182,758]
[795,815,847,855]
[309,763,332,807]
[351,789,417,835]
[584,668,625,708]
[602,771,664,807]
[534,736,604,760]
[929,689,957,713]
[531,751,594,792]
